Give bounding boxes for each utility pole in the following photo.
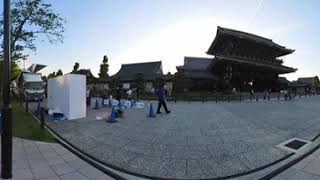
[1,0,12,179]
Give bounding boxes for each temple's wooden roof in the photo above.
[111,61,163,81]
[211,55,297,74]
[207,26,295,57]
[176,57,216,79]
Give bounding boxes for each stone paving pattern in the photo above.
[0,138,114,180]
[272,147,320,180]
[42,96,320,179]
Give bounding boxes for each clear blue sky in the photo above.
[4,0,320,80]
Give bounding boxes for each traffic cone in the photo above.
[106,106,117,123]
[147,103,156,117]
[94,99,99,109]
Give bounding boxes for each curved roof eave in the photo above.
[207,26,294,56]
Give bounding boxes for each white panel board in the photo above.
[47,74,86,120]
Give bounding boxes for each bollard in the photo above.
[40,108,45,129]
[263,95,266,100]
[25,100,29,113]
[239,94,242,102]
[256,96,258,102]
[268,95,270,101]
[278,95,280,100]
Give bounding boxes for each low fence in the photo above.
[140,92,319,103]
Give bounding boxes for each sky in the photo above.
[4,0,320,80]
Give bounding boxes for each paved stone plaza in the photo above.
[0,138,114,180]
[43,96,320,179]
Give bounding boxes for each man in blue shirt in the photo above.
[157,84,171,114]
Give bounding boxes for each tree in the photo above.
[47,71,56,79]
[72,62,80,73]
[0,60,21,86]
[98,55,109,78]
[0,0,66,60]
[153,77,164,90]
[56,69,63,76]
[313,76,320,92]
[133,73,145,98]
[110,76,121,96]
[173,72,192,93]
[41,75,47,82]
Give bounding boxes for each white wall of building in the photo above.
[47,74,86,120]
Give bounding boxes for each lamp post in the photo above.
[1,0,12,179]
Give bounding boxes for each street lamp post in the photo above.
[1,0,12,179]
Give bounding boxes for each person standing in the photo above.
[157,84,171,114]
[127,88,133,100]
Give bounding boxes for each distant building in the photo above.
[176,57,216,90]
[277,77,291,90]
[207,26,296,92]
[97,61,173,95]
[177,26,297,92]
[71,69,97,84]
[291,76,319,94]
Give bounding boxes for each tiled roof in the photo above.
[111,61,163,81]
[207,26,294,57]
[297,77,316,85]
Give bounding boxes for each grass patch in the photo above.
[2,96,55,143]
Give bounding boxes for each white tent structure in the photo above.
[27,64,47,73]
[47,74,86,120]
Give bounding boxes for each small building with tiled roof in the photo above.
[96,61,173,95]
[291,76,319,94]
[112,61,164,81]
[71,69,97,84]
[176,57,216,80]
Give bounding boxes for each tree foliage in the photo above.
[133,73,145,90]
[47,71,56,79]
[152,77,164,90]
[56,69,63,76]
[98,55,109,78]
[110,76,122,95]
[0,0,66,60]
[0,60,21,83]
[72,62,79,73]
[173,72,192,93]
[133,73,145,98]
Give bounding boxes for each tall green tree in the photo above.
[56,69,63,76]
[72,62,80,73]
[0,0,66,60]
[133,73,145,98]
[98,55,109,78]
[0,60,21,85]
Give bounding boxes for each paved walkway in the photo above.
[272,148,320,180]
[0,138,114,180]
[37,96,320,179]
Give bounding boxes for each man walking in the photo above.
[157,84,171,114]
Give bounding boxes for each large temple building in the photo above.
[177,26,297,92]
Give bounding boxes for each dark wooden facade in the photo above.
[207,27,297,92]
